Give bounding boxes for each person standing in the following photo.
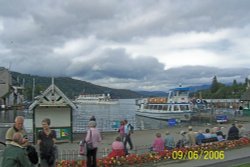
[37,118,57,167]
[2,132,32,167]
[85,121,102,167]
[118,120,125,141]
[123,119,133,151]
[5,116,28,146]
[187,126,196,146]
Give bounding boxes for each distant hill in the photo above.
[10,71,213,100]
[11,71,141,100]
[136,85,211,97]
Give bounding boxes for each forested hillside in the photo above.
[11,71,141,100]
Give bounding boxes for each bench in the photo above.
[201,137,218,143]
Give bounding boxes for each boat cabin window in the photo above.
[180,105,189,110]
[158,105,163,110]
[174,105,179,111]
[163,105,168,111]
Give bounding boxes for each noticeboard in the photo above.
[168,118,177,126]
[216,115,228,123]
[36,127,71,141]
[111,120,120,129]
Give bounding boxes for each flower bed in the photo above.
[56,137,250,167]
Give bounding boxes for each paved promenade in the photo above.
[1,121,249,166]
[56,122,250,166]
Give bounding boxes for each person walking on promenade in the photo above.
[164,131,175,150]
[108,136,125,158]
[2,132,32,167]
[227,123,239,140]
[151,132,165,152]
[118,120,125,141]
[123,119,133,151]
[5,116,28,146]
[85,121,102,167]
[37,118,57,167]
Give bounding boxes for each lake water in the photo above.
[72,99,171,132]
[0,99,236,134]
[0,99,170,134]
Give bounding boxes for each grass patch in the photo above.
[233,163,250,167]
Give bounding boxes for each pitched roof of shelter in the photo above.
[29,79,77,111]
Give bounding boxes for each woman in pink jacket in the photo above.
[152,133,165,152]
[108,136,125,158]
[85,121,102,167]
[118,120,125,141]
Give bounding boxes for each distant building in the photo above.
[0,67,24,109]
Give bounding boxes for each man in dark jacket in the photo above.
[227,123,239,140]
[2,132,32,167]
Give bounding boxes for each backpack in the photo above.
[128,124,134,133]
[26,145,39,164]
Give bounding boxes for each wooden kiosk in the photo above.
[29,79,77,143]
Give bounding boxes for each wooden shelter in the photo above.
[29,78,77,143]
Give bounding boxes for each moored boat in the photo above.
[73,93,118,105]
[135,87,195,121]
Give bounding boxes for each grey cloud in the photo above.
[70,48,165,80]
[1,0,250,91]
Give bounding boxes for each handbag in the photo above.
[79,140,85,155]
[86,130,95,150]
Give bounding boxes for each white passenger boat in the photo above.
[73,93,118,105]
[135,87,195,121]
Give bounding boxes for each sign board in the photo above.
[111,120,120,129]
[36,127,71,141]
[168,118,176,126]
[216,115,228,123]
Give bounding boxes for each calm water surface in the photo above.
[0,99,236,133]
[0,99,169,133]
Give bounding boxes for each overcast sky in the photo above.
[1,0,250,91]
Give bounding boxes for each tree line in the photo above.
[195,76,248,99]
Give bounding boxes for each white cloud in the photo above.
[53,36,98,56]
[0,20,4,33]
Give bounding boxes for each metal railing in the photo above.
[56,144,151,161]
